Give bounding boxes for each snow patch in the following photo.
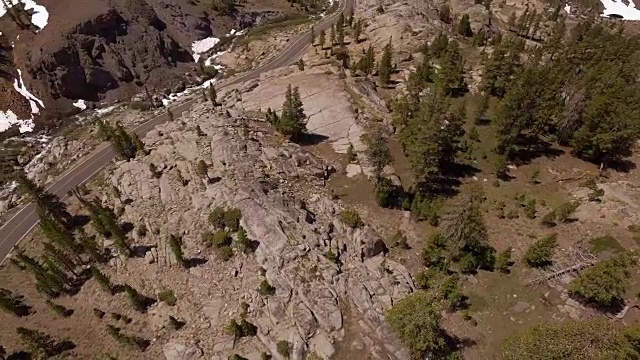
[0,0,49,31]
[13,69,44,114]
[72,99,87,111]
[0,110,34,133]
[600,0,640,19]
[564,3,571,13]
[191,37,220,63]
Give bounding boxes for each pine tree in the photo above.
[74,192,131,257]
[319,29,326,49]
[131,132,146,156]
[77,228,104,263]
[438,3,451,23]
[0,288,31,317]
[353,20,363,43]
[440,185,495,272]
[437,41,465,96]
[113,122,137,159]
[14,250,64,297]
[357,45,375,75]
[91,266,114,294]
[168,235,186,268]
[472,93,489,125]
[507,12,516,31]
[337,13,344,29]
[378,39,393,86]
[167,108,174,121]
[337,24,345,46]
[16,173,72,229]
[330,25,336,46]
[45,299,72,317]
[457,14,473,37]
[297,58,305,71]
[16,327,60,358]
[42,242,78,277]
[310,26,315,45]
[123,284,151,313]
[276,85,306,140]
[209,86,218,106]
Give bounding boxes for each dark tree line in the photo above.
[488,18,640,169]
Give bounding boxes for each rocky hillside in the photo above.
[63,100,411,358]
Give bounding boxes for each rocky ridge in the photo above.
[98,100,413,359]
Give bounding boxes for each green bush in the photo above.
[209,207,226,229]
[324,250,340,264]
[556,201,579,223]
[212,231,231,248]
[236,226,251,253]
[217,246,233,261]
[224,208,242,232]
[339,209,363,228]
[524,234,557,268]
[158,289,177,306]
[258,280,276,296]
[386,291,447,356]
[276,340,291,358]
[541,210,556,227]
[524,199,536,219]
[495,248,513,273]
[569,254,635,307]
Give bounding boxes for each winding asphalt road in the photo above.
[0,0,354,263]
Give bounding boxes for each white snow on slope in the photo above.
[0,110,34,133]
[14,69,44,114]
[600,0,640,19]
[0,0,49,31]
[564,3,571,13]
[191,37,220,63]
[72,99,87,110]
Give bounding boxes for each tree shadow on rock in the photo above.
[295,133,329,146]
[121,222,135,234]
[186,257,208,268]
[131,244,152,258]
[70,215,91,228]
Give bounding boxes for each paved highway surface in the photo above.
[0,0,354,263]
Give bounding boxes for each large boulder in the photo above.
[162,341,203,360]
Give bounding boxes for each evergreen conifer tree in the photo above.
[378,39,393,86]
[168,235,186,268]
[0,288,31,317]
[276,85,306,140]
[319,29,326,49]
[91,266,114,294]
[209,86,218,106]
[457,14,473,37]
[16,327,59,358]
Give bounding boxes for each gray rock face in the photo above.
[109,104,413,359]
[162,341,203,360]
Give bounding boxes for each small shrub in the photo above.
[201,230,213,247]
[529,168,540,184]
[276,340,292,358]
[136,224,147,238]
[212,231,232,248]
[506,209,519,219]
[217,245,233,261]
[495,248,513,273]
[169,316,185,330]
[541,210,556,227]
[261,353,272,360]
[236,226,251,253]
[339,209,363,228]
[93,308,105,318]
[324,250,340,264]
[158,289,177,306]
[391,230,410,249]
[258,280,276,296]
[209,207,226,229]
[524,234,557,268]
[556,201,579,223]
[224,208,242,232]
[347,144,357,162]
[524,199,536,219]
